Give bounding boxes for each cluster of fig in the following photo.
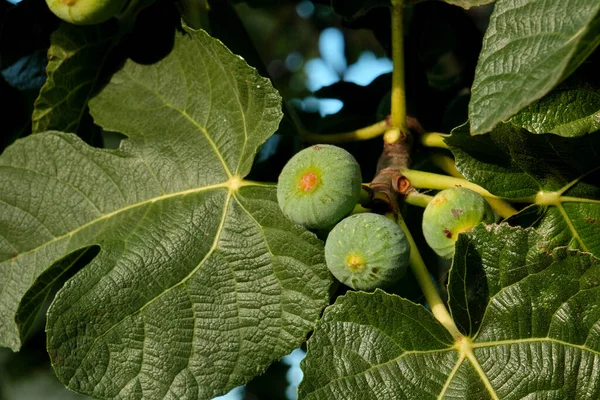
[46,0,130,25]
[278,145,496,292]
[277,145,410,290]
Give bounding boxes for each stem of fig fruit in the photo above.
[386,0,408,144]
[392,212,463,340]
[350,204,371,215]
[402,169,532,205]
[429,153,459,176]
[300,120,389,144]
[420,132,449,149]
[402,169,495,196]
[429,154,518,218]
[404,190,433,208]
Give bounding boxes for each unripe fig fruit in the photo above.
[422,187,494,259]
[46,0,129,25]
[277,145,362,229]
[325,213,410,290]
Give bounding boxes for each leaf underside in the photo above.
[299,224,600,399]
[0,28,332,399]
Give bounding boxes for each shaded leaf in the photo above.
[32,22,120,134]
[446,123,600,256]
[510,87,600,137]
[299,225,600,399]
[0,28,332,399]
[447,224,548,337]
[469,0,600,134]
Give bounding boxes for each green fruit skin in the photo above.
[277,145,362,229]
[325,213,410,290]
[46,0,129,25]
[422,187,495,259]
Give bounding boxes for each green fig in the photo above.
[325,213,410,290]
[46,0,129,25]
[422,187,495,259]
[277,145,362,229]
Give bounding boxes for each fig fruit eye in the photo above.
[422,187,495,259]
[46,0,129,25]
[277,145,362,229]
[324,213,410,290]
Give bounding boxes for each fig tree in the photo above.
[277,145,362,229]
[46,0,129,25]
[422,187,494,259]
[324,213,410,290]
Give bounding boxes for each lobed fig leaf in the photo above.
[46,0,129,25]
[324,213,410,290]
[422,187,494,259]
[277,145,362,229]
[0,28,334,399]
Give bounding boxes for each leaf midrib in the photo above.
[68,191,234,385]
[181,39,250,177]
[124,67,235,179]
[65,186,291,391]
[3,180,271,265]
[306,333,600,399]
[303,347,456,400]
[471,337,600,356]
[556,202,590,251]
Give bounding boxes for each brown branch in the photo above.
[367,116,424,214]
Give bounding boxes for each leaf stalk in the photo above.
[420,132,449,149]
[393,213,462,340]
[404,191,433,208]
[300,120,389,144]
[429,154,518,218]
[402,169,532,205]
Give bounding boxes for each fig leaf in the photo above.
[0,28,332,399]
[447,123,600,258]
[469,0,600,134]
[299,225,600,399]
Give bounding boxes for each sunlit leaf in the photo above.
[299,225,600,399]
[32,22,120,135]
[469,0,600,134]
[0,28,332,399]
